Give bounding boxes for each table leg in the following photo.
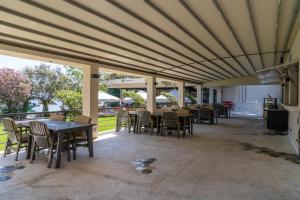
[86,127,94,157]
[133,115,138,133]
[156,116,160,136]
[190,117,193,135]
[47,136,55,168]
[54,132,63,169]
[183,118,186,138]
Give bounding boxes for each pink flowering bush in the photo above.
[0,68,31,113]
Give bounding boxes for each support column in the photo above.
[283,80,289,104]
[82,64,99,138]
[178,82,185,107]
[146,75,156,112]
[217,88,222,104]
[209,87,214,104]
[288,66,298,105]
[196,85,202,104]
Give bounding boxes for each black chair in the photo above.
[199,107,212,124]
[162,112,181,138]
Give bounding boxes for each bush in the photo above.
[55,90,82,119]
[160,92,177,105]
[185,93,197,104]
[122,91,145,107]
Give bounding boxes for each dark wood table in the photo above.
[16,119,94,168]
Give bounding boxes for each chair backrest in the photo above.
[162,112,178,128]
[171,105,180,109]
[136,108,146,112]
[189,105,197,110]
[199,107,211,119]
[117,110,129,122]
[159,107,172,112]
[137,111,151,126]
[2,117,20,142]
[50,114,65,121]
[202,104,213,110]
[29,121,51,147]
[73,115,91,124]
[214,104,226,112]
[176,109,189,115]
[181,106,190,110]
[29,121,50,136]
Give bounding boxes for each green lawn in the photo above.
[0,116,117,151]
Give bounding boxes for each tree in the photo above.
[122,90,145,107]
[64,66,83,92]
[0,68,31,113]
[24,64,70,112]
[55,90,82,119]
[185,92,197,104]
[160,92,177,105]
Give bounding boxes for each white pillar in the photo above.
[146,75,156,112]
[82,64,99,138]
[196,85,202,104]
[299,59,300,108]
[178,82,185,107]
[209,87,214,104]
[217,88,222,103]
[289,66,298,105]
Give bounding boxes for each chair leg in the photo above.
[67,134,71,162]
[150,124,153,135]
[127,122,130,133]
[30,141,36,163]
[15,142,21,161]
[47,141,54,168]
[3,138,10,157]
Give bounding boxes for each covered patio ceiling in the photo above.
[0,0,299,84]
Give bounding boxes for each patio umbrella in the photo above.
[137,91,147,100]
[98,91,120,103]
[168,89,192,103]
[156,95,170,103]
[122,97,134,104]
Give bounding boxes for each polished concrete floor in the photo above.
[1,116,300,200]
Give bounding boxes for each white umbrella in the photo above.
[168,89,191,103]
[98,91,120,102]
[137,91,147,100]
[156,95,170,103]
[122,97,134,104]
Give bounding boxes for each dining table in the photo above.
[129,111,193,137]
[16,119,95,168]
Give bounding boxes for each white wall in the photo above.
[222,85,282,116]
[283,26,300,154]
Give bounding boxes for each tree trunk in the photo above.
[42,100,49,112]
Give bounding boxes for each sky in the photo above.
[0,54,64,70]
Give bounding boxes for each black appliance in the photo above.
[267,110,288,132]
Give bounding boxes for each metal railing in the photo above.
[0,110,69,121]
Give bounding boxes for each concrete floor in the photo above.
[1,116,300,200]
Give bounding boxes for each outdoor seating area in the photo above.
[1,116,300,199]
[0,0,300,199]
[116,104,228,138]
[2,114,94,169]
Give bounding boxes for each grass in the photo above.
[0,116,117,151]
